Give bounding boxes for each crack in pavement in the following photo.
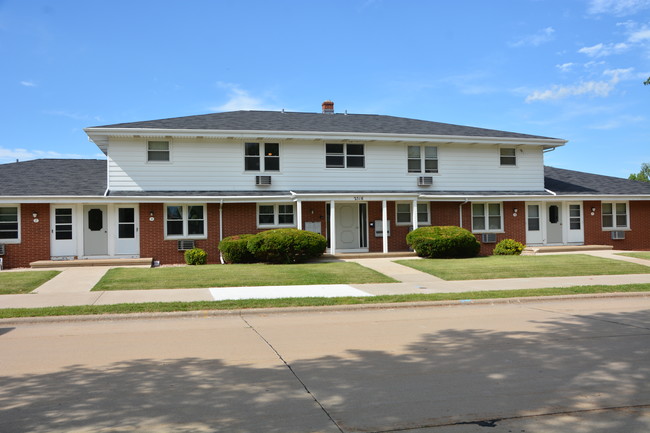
[239,314,345,433]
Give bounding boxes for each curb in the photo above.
[1,291,649,325]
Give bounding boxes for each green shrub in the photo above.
[493,238,525,255]
[406,226,480,259]
[184,248,208,265]
[218,234,257,264]
[247,228,327,264]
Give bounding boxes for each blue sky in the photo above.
[1,0,649,178]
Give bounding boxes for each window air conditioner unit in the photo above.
[177,240,195,251]
[417,176,433,186]
[256,175,272,186]
[0,244,5,255]
[481,233,497,243]
[611,231,625,240]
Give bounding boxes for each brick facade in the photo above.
[2,203,51,268]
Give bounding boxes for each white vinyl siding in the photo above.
[602,202,629,229]
[472,203,503,232]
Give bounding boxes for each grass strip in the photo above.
[2,283,649,319]
[0,271,61,295]
[395,254,650,280]
[93,262,396,291]
[617,252,650,261]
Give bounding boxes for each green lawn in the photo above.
[2,283,649,318]
[617,252,650,261]
[93,262,397,291]
[0,271,60,295]
[395,254,650,281]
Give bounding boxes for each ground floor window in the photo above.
[165,204,206,238]
[602,202,628,229]
[472,203,502,232]
[257,203,295,227]
[0,206,19,241]
[396,202,430,225]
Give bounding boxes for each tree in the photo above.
[645,77,650,85]
[629,162,650,182]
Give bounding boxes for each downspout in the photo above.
[459,198,469,228]
[103,155,110,196]
[219,200,225,264]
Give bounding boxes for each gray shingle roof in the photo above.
[91,110,557,140]
[0,159,106,196]
[545,166,650,195]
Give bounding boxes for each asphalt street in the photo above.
[1,297,649,432]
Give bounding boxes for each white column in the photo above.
[296,199,303,230]
[412,199,418,231]
[382,200,388,253]
[329,200,336,255]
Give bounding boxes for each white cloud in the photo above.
[209,83,280,112]
[510,27,555,47]
[628,28,650,42]
[556,62,575,72]
[526,81,615,102]
[589,115,645,129]
[578,42,629,57]
[602,67,635,82]
[0,146,96,164]
[588,0,650,15]
[45,110,102,122]
[20,81,36,87]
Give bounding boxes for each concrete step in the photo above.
[522,245,614,256]
[31,258,153,268]
[325,251,418,260]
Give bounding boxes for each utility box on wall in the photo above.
[374,220,391,237]
[304,222,322,235]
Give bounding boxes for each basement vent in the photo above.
[0,244,4,255]
[256,176,272,186]
[611,231,626,240]
[417,176,433,186]
[481,233,497,243]
[177,240,196,251]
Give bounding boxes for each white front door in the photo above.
[115,206,139,255]
[335,203,360,250]
[525,203,543,245]
[83,205,108,256]
[546,203,563,244]
[51,206,77,257]
[567,202,584,243]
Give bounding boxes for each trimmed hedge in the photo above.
[184,248,208,265]
[218,234,257,264]
[493,238,525,255]
[247,228,327,264]
[406,226,480,259]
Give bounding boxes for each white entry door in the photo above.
[525,203,543,245]
[335,203,360,250]
[51,206,77,257]
[546,203,563,244]
[567,202,584,243]
[115,206,139,255]
[83,205,108,256]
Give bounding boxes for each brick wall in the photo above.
[3,204,51,268]
[584,200,650,250]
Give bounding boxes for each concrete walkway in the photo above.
[0,250,649,309]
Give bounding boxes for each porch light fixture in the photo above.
[591,207,596,216]
[512,207,518,217]
[149,210,155,222]
[32,211,39,223]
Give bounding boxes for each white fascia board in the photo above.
[84,127,567,149]
[419,194,650,202]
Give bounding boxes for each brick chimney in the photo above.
[322,100,334,114]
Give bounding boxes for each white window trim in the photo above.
[471,202,504,233]
[146,140,172,164]
[499,147,517,167]
[0,205,21,244]
[601,201,630,230]
[325,143,366,169]
[407,145,439,174]
[257,203,296,228]
[163,204,207,239]
[243,142,282,173]
[395,202,430,226]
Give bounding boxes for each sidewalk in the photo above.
[0,250,649,309]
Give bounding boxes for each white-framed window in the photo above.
[396,202,430,226]
[257,203,295,227]
[147,140,170,162]
[0,206,20,242]
[165,204,206,238]
[602,202,629,230]
[500,148,516,166]
[407,145,438,173]
[244,142,280,172]
[325,143,365,168]
[472,203,503,232]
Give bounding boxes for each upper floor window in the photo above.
[602,202,628,229]
[472,203,502,232]
[408,146,438,173]
[396,202,430,226]
[258,203,295,227]
[0,206,19,241]
[326,143,365,168]
[148,141,170,162]
[500,148,516,166]
[245,142,280,171]
[165,204,206,238]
